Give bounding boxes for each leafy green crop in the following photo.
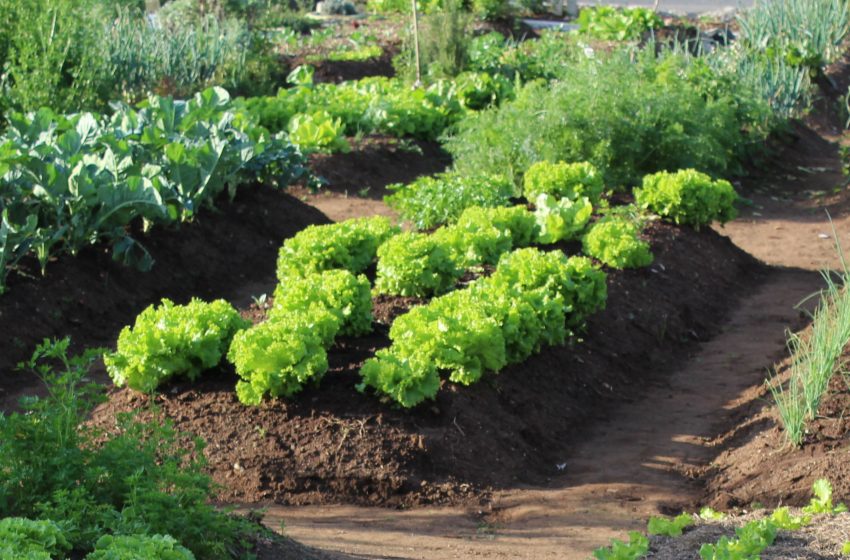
[699,519,778,560]
[647,513,694,537]
[242,75,465,142]
[804,478,848,515]
[105,299,250,393]
[523,161,605,204]
[287,111,350,154]
[229,312,336,405]
[583,219,653,269]
[636,169,738,229]
[432,222,512,268]
[86,534,195,560]
[373,232,461,297]
[276,216,398,281]
[0,518,70,559]
[271,269,373,337]
[592,531,650,560]
[534,194,593,244]
[769,506,810,530]
[577,6,662,41]
[491,249,607,327]
[0,87,307,294]
[456,205,540,248]
[360,247,606,406]
[385,172,515,230]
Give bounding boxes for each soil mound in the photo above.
[91,221,765,507]
[0,186,329,408]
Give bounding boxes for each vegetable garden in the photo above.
[3,0,850,558]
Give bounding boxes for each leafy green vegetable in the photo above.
[432,223,511,268]
[635,169,739,229]
[769,506,810,530]
[85,534,195,560]
[804,478,848,515]
[582,219,653,269]
[360,248,606,406]
[373,232,461,297]
[699,519,777,560]
[229,313,336,405]
[0,87,308,294]
[276,216,398,281]
[358,350,441,408]
[534,194,593,244]
[592,531,650,560]
[699,507,727,521]
[271,269,373,337]
[456,205,540,248]
[105,298,250,393]
[0,518,70,559]
[287,111,350,154]
[522,161,605,204]
[578,6,662,41]
[647,513,694,537]
[385,172,515,230]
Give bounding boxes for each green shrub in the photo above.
[0,518,71,559]
[271,269,373,337]
[534,194,593,244]
[385,173,515,230]
[393,0,472,81]
[229,314,335,405]
[577,6,662,41]
[472,0,513,21]
[582,219,653,269]
[276,216,398,280]
[373,232,461,297]
[446,48,756,188]
[1,339,248,559]
[105,299,250,393]
[86,534,195,560]
[523,161,605,203]
[635,169,739,228]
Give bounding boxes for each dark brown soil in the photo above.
[303,136,451,200]
[700,348,850,512]
[0,186,329,409]
[305,48,397,84]
[89,221,764,508]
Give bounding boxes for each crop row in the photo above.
[0,87,307,294]
[104,167,739,408]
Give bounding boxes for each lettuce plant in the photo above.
[523,161,605,203]
[86,534,195,560]
[647,513,694,537]
[534,194,593,244]
[360,247,607,407]
[0,518,70,559]
[373,232,461,297]
[455,205,539,247]
[228,312,336,405]
[635,169,739,229]
[271,269,373,337]
[287,110,350,154]
[276,216,398,280]
[582,219,653,269]
[105,298,250,393]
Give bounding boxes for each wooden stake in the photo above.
[411,0,422,87]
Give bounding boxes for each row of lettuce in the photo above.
[104,166,737,408]
[593,479,848,560]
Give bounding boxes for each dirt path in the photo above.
[261,268,820,559]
